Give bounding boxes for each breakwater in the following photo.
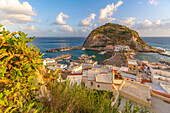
[46,46,82,52]
[159,61,170,66]
[158,52,170,57]
[52,54,72,60]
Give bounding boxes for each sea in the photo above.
[29,37,170,63]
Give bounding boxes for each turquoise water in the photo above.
[30,37,170,63]
[29,37,112,63]
[134,37,170,62]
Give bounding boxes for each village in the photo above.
[2,24,169,111]
[43,45,170,112]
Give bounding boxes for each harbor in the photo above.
[43,44,170,110]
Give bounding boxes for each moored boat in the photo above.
[98,51,107,55]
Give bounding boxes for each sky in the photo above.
[0,0,170,37]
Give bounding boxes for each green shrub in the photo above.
[0,28,44,112]
[42,79,115,113]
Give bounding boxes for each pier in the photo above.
[52,54,72,60]
[46,46,82,52]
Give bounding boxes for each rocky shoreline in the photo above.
[45,46,170,58]
[159,61,170,66]
[159,52,170,57]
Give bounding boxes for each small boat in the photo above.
[98,51,107,55]
[78,57,82,60]
[64,56,72,60]
[82,47,86,50]
[91,55,96,58]
[65,59,71,63]
[60,48,71,51]
[57,59,63,62]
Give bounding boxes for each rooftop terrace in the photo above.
[120,80,151,107]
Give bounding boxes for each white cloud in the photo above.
[138,1,143,4]
[132,19,170,36]
[98,1,123,24]
[52,29,57,33]
[118,17,136,27]
[55,12,69,25]
[94,24,97,27]
[79,13,96,26]
[81,27,91,33]
[19,24,38,32]
[162,18,170,22]
[149,0,160,6]
[37,19,42,24]
[133,19,155,30]
[0,0,36,25]
[59,25,73,32]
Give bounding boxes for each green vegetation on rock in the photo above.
[83,23,147,51]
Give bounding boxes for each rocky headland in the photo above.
[83,23,165,53]
[46,23,166,56]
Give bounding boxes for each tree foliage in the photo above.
[0,28,43,112]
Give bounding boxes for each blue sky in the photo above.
[1,0,170,37]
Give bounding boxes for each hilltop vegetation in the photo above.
[83,23,148,51]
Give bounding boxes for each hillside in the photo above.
[83,23,164,52]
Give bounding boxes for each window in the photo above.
[98,85,100,88]
[130,68,132,70]
[91,82,93,86]
[133,68,135,70]
[134,65,136,67]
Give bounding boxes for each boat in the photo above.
[81,54,88,58]
[60,48,71,51]
[57,59,63,62]
[64,56,72,60]
[82,47,86,50]
[78,57,82,60]
[98,51,107,55]
[91,55,96,58]
[65,59,71,63]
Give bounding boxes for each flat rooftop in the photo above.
[145,83,169,95]
[121,72,137,80]
[120,81,151,103]
[96,74,112,84]
[160,83,170,94]
[153,69,170,78]
[128,59,138,65]
[87,70,96,81]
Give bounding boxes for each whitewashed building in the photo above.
[151,69,170,85]
[82,65,118,92]
[43,58,55,66]
[67,73,83,86]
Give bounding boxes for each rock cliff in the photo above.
[83,23,164,52]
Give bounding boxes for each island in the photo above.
[83,23,164,53]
